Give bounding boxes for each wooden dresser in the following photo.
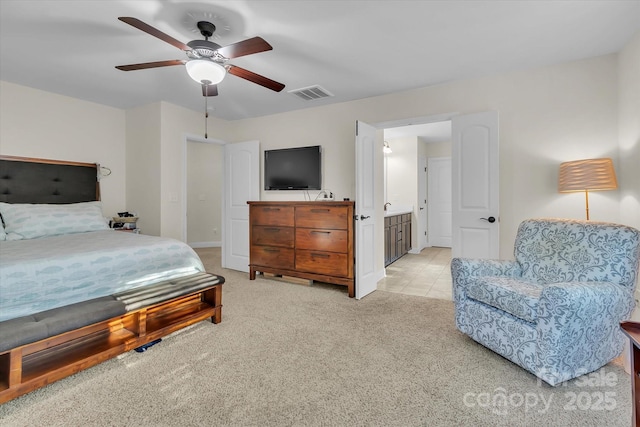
[248,201,355,297]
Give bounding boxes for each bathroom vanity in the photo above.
[384,208,412,266]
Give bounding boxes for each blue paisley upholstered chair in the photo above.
[452,218,640,386]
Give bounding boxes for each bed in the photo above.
[0,155,224,403]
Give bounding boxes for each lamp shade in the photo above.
[558,158,617,193]
[185,60,226,85]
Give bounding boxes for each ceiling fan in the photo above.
[115,17,285,97]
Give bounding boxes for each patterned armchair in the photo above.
[452,218,640,386]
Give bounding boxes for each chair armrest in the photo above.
[451,258,522,303]
[537,281,635,381]
[538,281,634,320]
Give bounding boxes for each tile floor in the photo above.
[378,247,453,300]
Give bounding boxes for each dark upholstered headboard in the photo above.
[0,155,100,204]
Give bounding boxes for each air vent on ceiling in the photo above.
[289,85,334,101]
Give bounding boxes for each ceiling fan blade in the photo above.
[228,65,285,92]
[202,84,218,97]
[216,37,273,59]
[116,60,185,71]
[118,17,191,51]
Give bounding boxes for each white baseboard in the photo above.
[189,241,221,248]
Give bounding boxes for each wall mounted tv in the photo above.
[264,145,322,190]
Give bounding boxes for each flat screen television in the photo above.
[264,145,322,190]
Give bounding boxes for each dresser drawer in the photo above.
[296,250,348,277]
[250,246,295,269]
[296,228,347,253]
[251,205,295,226]
[295,206,349,229]
[252,226,294,247]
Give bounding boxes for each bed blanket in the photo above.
[0,230,204,321]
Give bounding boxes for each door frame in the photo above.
[181,133,227,244]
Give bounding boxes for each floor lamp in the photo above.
[558,158,618,220]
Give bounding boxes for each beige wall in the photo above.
[0,81,126,218]
[125,102,161,235]
[230,54,620,258]
[0,81,234,241]
[231,103,358,203]
[159,102,233,240]
[1,36,636,262]
[386,136,418,208]
[422,140,452,158]
[618,31,640,230]
[124,101,232,239]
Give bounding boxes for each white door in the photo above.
[428,156,452,248]
[418,156,428,251]
[451,111,499,259]
[223,140,260,271]
[355,121,379,299]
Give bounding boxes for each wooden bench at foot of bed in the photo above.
[0,272,224,404]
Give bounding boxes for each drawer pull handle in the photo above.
[311,253,330,258]
[264,248,280,253]
[264,208,281,211]
[265,227,280,232]
[311,231,331,234]
[310,209,330,213]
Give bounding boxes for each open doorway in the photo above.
[383,121,452,252]
[379,120,453,300]
[183,136,260,273]
[375,111,500,298]
[185,139,223,248]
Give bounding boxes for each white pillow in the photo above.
[0,201,110,240]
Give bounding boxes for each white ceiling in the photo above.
[1,1,639,121]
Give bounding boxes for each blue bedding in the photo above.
[0,230,205,322]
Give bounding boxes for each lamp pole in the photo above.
[584,189,590,220]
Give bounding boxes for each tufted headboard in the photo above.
[0,155,100,204]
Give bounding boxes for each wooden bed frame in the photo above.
[0,282,222,404]
[0,155,223,403]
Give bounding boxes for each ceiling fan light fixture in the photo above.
[186,59,226,85]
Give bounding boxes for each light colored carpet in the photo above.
[0,249,632,426]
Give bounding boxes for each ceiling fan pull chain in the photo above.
[204,91,208,139]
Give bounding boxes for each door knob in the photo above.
[360,215,370,220]
[480,216,496,223]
